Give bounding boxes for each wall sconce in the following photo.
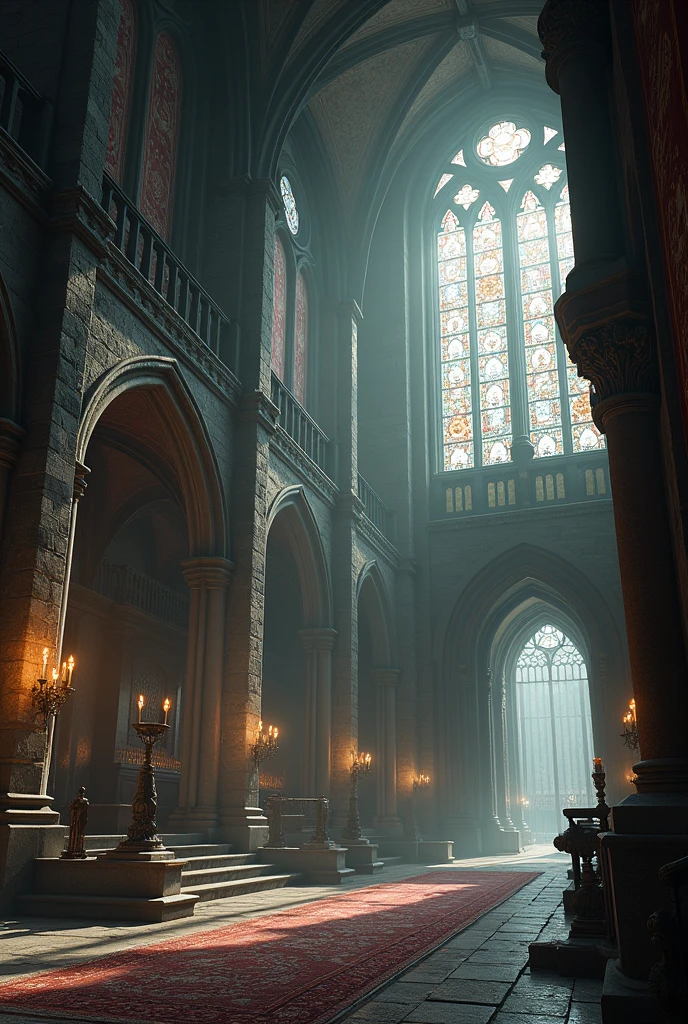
[519,797,530,808]
[33,648,76,795]
[621,698,639,750]
[413,774,431,792]
[252,720,279,766]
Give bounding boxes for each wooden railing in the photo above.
[357,473,397,543]
[101,174,239,376]
[435,450,612,520]
[0,50,51,167]
[271,372,331,476]
[95,561,189,629]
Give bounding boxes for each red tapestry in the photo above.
[0,870,540,1024]
[105,0,137,183]
[632,0,688,444]
[140,32,182,240]
[294,270,308,403]
[271,233,287,381]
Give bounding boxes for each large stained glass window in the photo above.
[514,624,594,841]
[271,235,287,381]
[140,32,182,240]
[294,271,308,404]
[106,0,137,184]
[435,117,604,472]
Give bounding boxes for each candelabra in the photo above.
[117,694,172,852]
[341,750,372,843]
[620,698,639,750]
[405,774,431,841]
[32,648,75,795]
[251,720,279,767]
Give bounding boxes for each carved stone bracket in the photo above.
[73,461,90,502]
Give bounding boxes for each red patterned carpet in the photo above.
[0,870,540,1024]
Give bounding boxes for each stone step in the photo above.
[80,833,207,853]
[20,891,198,923]
[181,872,298,902]
[379,856,403,867]
[179,852,255,871]
[166,844,232,858]
[181,863,272,886]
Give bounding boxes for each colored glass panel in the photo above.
[438,212,472,469]
[454,184,480,209]
[140,32,182,240]
[280,176,299,234]
[477,121,531,166]
[294,271,308,404]
[518,191,563,456]
[271,235,287,381]
[451,149,466,166]
[434,172,453,197]
[106,0,137,184]
[534,163,563,190]
[474,202,510,463]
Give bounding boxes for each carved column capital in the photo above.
[0,418,25,471]
[571,320,658,404]
[371,668,401,688]
[73,461,90,502]
[299,627,337,653]
[181,556,234,591]
[538,0,610,93]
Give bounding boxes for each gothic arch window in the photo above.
[294,270,308,405]
[514,623,594,840]
[106,0,137,184]
[271,234,288,381]
[435,119,604,472]
[140,31,183,240]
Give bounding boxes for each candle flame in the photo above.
[42,647,49,659]
[68,655,75,672]
[138,694,144,709]
[51,667,59,681]
[163,698,171,713]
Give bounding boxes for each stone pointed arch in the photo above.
[266,485,332,627]
[356,560,397,669]
[77,356,228,558]
[0,271,21,422]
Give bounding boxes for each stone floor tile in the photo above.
[512,973,574,993]
[401,968,455,984]
[500,991,571,1015]
[350,1002,413,1022]
[403,1001,495,1024]
[567,1004,602,1024]
[491,1015,563,1024]
[375,984,434,1004]
[465,949,529,967]
[428,978,511,1005]
[449,963,523,984]
[572,978,604,1002]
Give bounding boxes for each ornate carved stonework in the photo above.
[538,0,610,90]
[569,320,659,404]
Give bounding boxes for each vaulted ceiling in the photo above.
[279,0,546,215]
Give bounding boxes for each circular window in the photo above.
[280,175,299,235]
[476,121,531,167]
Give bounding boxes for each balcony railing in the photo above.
[95,561,190,629]
[101,174,239,376]
[357,473,397,543]
[271,372,331,476]
[0,50,51,167]
[434,450,611,520]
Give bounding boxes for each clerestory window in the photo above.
[435,119,605,472]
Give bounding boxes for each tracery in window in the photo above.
[435,173,453,197]
[454,184,480,209]
[514,624,594,840]
[477,121,531,167]
[294,271,308,404]
[438,210,472,470]
[518,190,563,458]
[106,0,137,183]
[140,32,182,240]
[280,176,299,235]
[271,235,287,381]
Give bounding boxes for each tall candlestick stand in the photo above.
[341,750,372,844]
[116,721,169,853]
[404,774,431,841]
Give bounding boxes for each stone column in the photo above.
[299,628,337,797]
[0,419,24,544]
[539,0,688,987]
[371,668,401,829]
[493,675,518,835]
[171,557,232,833]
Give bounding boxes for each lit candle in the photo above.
[273,727,278,739]
[258,720,263,734]
[138,694,144,723]
[67,655,74,686]
[61,661,67,683]
[41,647,49,678]
[51,667,59,683]
[163,697,171,725]
[593,757,604,773]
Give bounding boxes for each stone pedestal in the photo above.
[216,806,268,851]
[257,845,354,884]
[600,959,661,1024]
[344,841,383,874]
[19,854,199,921]
[0,793,66,912]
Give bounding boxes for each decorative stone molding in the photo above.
[538,0,610,92]
[181,556,234,591]
[73,461,90,502]
[571,321,659,403]
[355,510,399,566]
[50,185,114,259]
[238,390,279,433]
[0,418,25,471]
[0,130,51,222]
[269,430,338,505]
[371,668,401,689]
[299,627,337,653]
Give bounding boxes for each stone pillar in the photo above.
[371,668,401,829]
[218,180,280,850]
[0,419,24,544]
[493,675,518,836]
[170,557,232,833]
[299,628,337,797]
[539,0,688,990]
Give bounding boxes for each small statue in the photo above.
[62,786,88,859]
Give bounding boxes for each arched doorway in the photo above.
[511,623,594,841]
[56,358,229,834]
